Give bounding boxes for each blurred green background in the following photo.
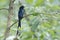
[0,0,60,40]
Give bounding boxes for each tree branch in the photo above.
[4,0,14,40]
[10,20,18,28]
[9,14,33,28]
[0,8,8,10]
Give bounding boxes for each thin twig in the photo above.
[0,8,8,10]
[9,14,33,28]
[10,20,18,28]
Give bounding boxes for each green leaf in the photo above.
[31,17,40,31]
[48,30,56,38]
[52,5,60,10]
[34,0,44,7]
[32,12,40,16]
[0,0,9,8]
[40,33,44,40]
[0,0,5,2]
[59,0,60,2]
[25,0,33,4]
[21,31,34,40]
[42,22,52,28]
[49,0,54,3]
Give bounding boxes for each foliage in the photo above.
[0,0,60,40]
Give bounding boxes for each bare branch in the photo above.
[0,8,8,10]
[10,20,18,28]
[9,14,33,28]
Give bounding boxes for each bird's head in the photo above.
[20,5,24,9]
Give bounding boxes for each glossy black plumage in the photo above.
[18,6,24,27]
[17,6,25,35]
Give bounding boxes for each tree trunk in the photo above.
[4,0,13,40]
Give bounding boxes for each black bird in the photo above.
[17,6,25,35]
[18,6,24,28]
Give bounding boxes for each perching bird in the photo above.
[17,6,25,35]
[18,5,24,28]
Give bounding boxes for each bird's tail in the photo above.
[16,19,21,36]
[18,19,21,27]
